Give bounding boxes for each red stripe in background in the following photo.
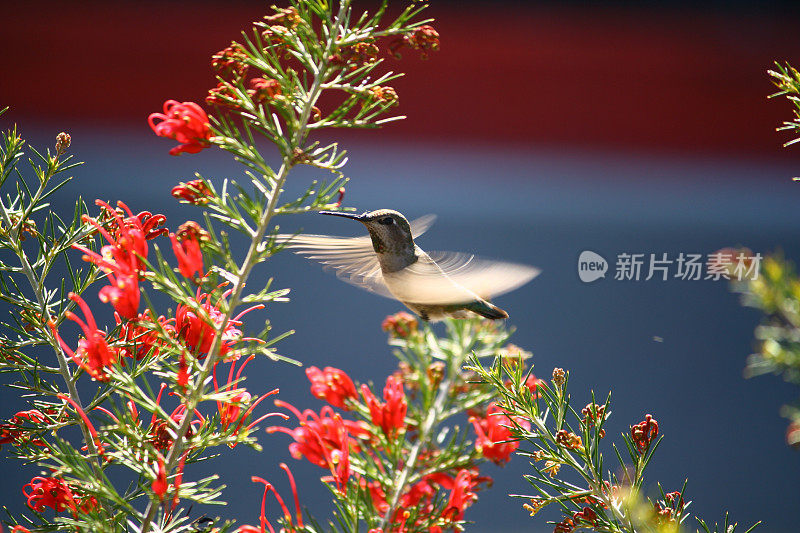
[2,2,799,160]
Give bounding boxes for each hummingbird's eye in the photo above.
[378,217,394,226]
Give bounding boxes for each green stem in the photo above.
[379,324,464,530]
[0,166,100,463]
[138,4,349,532]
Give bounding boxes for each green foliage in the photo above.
[467,355,759,532]
[0,2,437,532]
[732,254,800,446]
[768,62,800,147]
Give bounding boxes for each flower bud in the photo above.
[55,132,71,156]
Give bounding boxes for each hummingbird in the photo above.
[277,209,539,321]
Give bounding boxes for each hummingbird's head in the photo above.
[319,209,413,253]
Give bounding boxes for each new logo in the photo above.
[578,251,608,283]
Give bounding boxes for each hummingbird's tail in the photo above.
[465,299,509,320]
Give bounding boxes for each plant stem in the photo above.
[0,168,100,463]
[138,4,348,531]
[379,326,464,530]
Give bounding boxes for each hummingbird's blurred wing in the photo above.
[383,251,540,304]
[275,215,437,299]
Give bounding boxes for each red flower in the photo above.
[177,351,189,390]
[211,43,249,81]
[23,476,76,513]
[77,200,159,273]
[206,82,240,109]
[389,24,440,59]
[148,100,212,156]
[106,204,168,242]
[153,456,168,500]
[98,272,139,320]
[364,479,389,514]
[401,478,436,508]
[148,407,201,452]
[581,402,607,438]
[248,77,282,103]
[213,356,284,446]
[74,200,164,319]
[172,179,214,204]
[470,403,529,464]
[58,393,104,457]
[440,469,481,523]
[320,424,351,495]
[0,410,47,448]
[554,518,574,533]
[572,506,598,527]
[116,311,174,362]
[381,312,418,338]
[361,375,407,438]
[173,286,263,358]
[631,414,659,454]
[238,467,303,533]
[51,293,120,381]
[333,186,345,207]
[170,230,204,279]
[306,366,358,410]
[365,472,469,530]
[145,384,204,451]
[267,402,368,468]
[524,374,546,397]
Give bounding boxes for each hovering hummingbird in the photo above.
[277,209,539,321]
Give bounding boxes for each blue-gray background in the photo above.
[1,126,798,531]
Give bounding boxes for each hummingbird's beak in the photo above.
[318,211,367,221]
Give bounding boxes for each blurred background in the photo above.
[3,1,800,531]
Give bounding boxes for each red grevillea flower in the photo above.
[236,467,303,533]
[23,476,77,513]
[77,200,163,274]
[172,179,214,204]
[361,375,407,438]
[211,43,249,81]
[173,285,263,358]
[58,393,104,457]
[148,100,212,156]
[51,293,120,381]
[524,374,546,397]
[148,406,200,452]
[469,403,529,464]
[248,77,282,103]
[306,366,358,410]
[267,402,369,468]
[381,311,418,338]
[318,415,352,495]
[116,311,174,362]
[213,356,285,446]
[366,470,488,529]
[365,475,439,524]
[631,414,659,454]
[389,24,440,59]
[98,272,139,320]
[105,204,168,242]
[147,383,204,451]
[170,231,204,279]
[439,469,482,523]
[153,456,168,500]
[0,410,47,448]
[332,186,345,207]
[74,200,165,319]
